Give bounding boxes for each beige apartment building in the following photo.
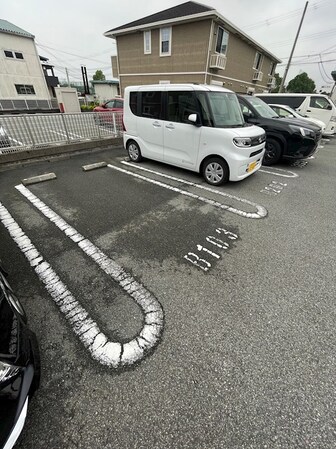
[104,1,281,95]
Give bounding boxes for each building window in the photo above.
[215,27,229,55]
[160,27,172,56]
[15,84,35,95]
[4,50,24,59]
[253,52,263,70]
[4,50,14,58]
[144,30,151,54]
[269,62,276,76]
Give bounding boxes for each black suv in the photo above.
[0,262,40,449]
[237,95,322,165]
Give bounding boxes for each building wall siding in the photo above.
[208,22,276,93]
[0,33,50,100]
[118,19,212,75]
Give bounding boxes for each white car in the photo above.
[268,104,326,133]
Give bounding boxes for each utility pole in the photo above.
[279,1,309,93]
[65,68,70,87]
[81,65,90,95]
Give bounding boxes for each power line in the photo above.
[277,57,336,66]
[244,0,332,31]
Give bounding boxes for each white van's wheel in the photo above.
[127,141,142,162]
[202,158,229,185]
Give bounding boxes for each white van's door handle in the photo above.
[307,109,311,112]
[165,124,175,130]
[152,121,161,128]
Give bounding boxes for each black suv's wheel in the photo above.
[263,138,282,166]
[202,157,229,185]
[127,141,142,162]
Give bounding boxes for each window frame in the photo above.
[160,27,172,57]
[253,51,263,70]
[215,26,229,56]
[4,50,24,60]
[15,84,36,95]
[143,30,151,54]
[269,62,276,76]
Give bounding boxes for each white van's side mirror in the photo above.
[188,113,198,124]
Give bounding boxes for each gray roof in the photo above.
[91,80,119,85]
[105,1,214,34]
[0,19,34,38]
[104,1,281,63]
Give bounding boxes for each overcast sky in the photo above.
[2,0,336,91]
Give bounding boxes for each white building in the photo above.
[91,80,120,103]
[0,19,57,112]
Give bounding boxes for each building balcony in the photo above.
[252,71,263,82]
[209,53,227,70]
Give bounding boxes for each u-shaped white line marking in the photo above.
[109,162,267,219]
[2,187,164,369]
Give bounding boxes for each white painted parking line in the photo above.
[8,136,23,146]
[68,131,84,139]
[6,187,164,368]
[115,162,267,219]
[259,167,298,178]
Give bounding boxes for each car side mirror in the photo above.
[327,104,332,110]
[188,113,200,126]
[243,113,252,121]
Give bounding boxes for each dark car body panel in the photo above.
[0,265,40,449]
[238,95,321,161]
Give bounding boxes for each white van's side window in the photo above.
[141,91,163,119]
[167,91,198,123]
[310,96,330,110]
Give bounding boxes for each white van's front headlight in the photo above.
[233,137,251,147]
[330,116,336,122]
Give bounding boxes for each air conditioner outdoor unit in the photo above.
[267,77,275,88]
[253,71,263,82]
[209,54,227,70]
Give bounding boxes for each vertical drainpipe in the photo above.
[204,20,214,85]
[115,36,122,95]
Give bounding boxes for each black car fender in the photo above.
[265,132,287,152]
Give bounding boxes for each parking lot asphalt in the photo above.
[0,139,335,448]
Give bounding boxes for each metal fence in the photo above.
[0,111,123,154]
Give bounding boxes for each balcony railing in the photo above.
[209,53,227,70]
[252,71,263,82]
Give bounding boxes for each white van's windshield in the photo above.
[197,92,245,128]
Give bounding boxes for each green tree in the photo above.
[286,72,316,93]
[271,73,282,93]
[92,70,106,81]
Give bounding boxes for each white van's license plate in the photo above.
[247,161,257,172]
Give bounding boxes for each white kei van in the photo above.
[123,84,266,185]
[255,93,336,136]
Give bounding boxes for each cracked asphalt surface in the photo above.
[0,139,335,448]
